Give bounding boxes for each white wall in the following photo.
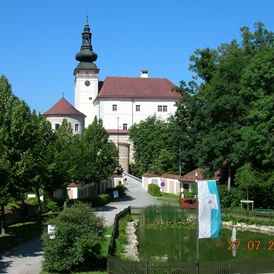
[75,70,99,127]
[46,115,85,135]
[97,98,177,130]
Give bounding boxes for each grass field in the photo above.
[157,192,180,204]
[0,219,43,250]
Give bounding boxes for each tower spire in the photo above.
[74,18,98,71]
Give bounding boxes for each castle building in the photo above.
[44,18,182,173]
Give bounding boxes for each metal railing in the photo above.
[123,172,142,187]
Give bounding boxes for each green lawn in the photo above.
[0,219,43,250]
[157,192,180,204]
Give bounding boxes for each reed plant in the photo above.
[139,204,188,227]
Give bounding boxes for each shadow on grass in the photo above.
[0,221,43,251]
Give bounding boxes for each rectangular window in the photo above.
[158,105,168,112]
[123,124,127,130]
[55,123,60,130]
[112,104,117,111]
[75,124,79,132]
[136,105,140,112]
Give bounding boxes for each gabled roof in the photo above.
[43,98,86,116]
[142,168,220,183]
[97,76,181,99]
[180,168,220,182]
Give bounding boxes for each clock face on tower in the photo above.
[85,80,90,86]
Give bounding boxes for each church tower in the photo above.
[74,17,99,127]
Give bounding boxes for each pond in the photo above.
[137,226,274,263]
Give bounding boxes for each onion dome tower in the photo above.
[74,17,99,127]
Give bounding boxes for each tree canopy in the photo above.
[129,22,274,208]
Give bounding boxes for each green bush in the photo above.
[42,202,106,273]
[26,197,39,205]
[7,201,22,212]
[106,185,126,200]
[115,184,126,197]
[148,183,162,197]
[218,185,243,208]
[46,198,60,212]
[98,193,111,204]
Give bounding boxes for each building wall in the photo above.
[108,134,131,172]
[97,98,178,130]
[46,115,85,135]
[142,175,193,196]
[74,70,99,127]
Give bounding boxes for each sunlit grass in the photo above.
[0,220,42,250]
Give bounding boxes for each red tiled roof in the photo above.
[68,182,79,187]
[98,76,181,99]
[107,129,129,134]
[43,98,86,116]
[143,168,220,183]
[180,168,220,182]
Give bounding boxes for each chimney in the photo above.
[140,70,148,78]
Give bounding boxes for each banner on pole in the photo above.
[197,180,221,239]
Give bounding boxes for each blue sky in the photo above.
[1,0,274,114]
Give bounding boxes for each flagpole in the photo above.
[195,171,199,274]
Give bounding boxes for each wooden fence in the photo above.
[222,208,274,221]
[107,255,274,274]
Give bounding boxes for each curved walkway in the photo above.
[95,181,159,226]
[0,180,156,274]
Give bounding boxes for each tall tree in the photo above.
[72,116,118,194]
[0,75,34,233]
[129,115,180,177]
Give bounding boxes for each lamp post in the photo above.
[117,117,119,163]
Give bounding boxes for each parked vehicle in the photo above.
[181,198,197,208]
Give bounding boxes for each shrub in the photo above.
[148,183,162,197]
[115,184,126,197]
[98,193,111,205]
[46,198,60,212]
[106,185,126,200]
[42,202,106,273]
[218,185,243,208]
[7,201,21,212]
[26,197,39,205]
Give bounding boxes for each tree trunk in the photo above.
[0,204,5,235]
[36,187,42,218]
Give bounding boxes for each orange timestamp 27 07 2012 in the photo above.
[227,240,274,251]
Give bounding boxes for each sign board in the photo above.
[160,182,165,187]
[48,224,56,239]
[113,190,119,198]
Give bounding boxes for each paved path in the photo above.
[0,180,156,273]
[0,235,43,274]
[95,181,159,226]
